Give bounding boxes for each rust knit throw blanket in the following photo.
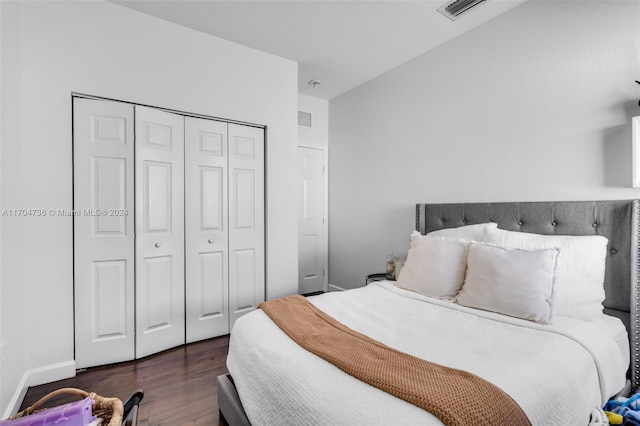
[259,295,531,426]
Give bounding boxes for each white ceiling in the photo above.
[112,0,527,100]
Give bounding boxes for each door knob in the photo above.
[208,238,214,244]
[155,242,162,248]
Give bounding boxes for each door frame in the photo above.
[297,143,329,293]
[72,93,267,366]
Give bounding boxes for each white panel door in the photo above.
[228,124,265,329]
[297,146,327,294]
[185,117,229,343]
[74,98,135,369]
[135,106,185,358]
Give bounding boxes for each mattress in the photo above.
[592,313,630,373]
[226,281,628,426]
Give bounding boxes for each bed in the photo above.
[219,200,640,426]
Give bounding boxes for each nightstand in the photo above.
[365,273,389,285]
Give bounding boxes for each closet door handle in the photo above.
[155,242,162,248]
[208,239,214,244]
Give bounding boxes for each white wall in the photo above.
[329,0,640,289]
[0,0,298,415]
[1,0,27,416]
[298,94,329,146]
[0,0,4,411]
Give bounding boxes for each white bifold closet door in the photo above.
[74,98,264,368]
[74,99,136,369]
[184,120,265,340]
[228,124,265,329]
[134,106,185,358]
[185,117,230,342]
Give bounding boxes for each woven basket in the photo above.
[7,388,124,426]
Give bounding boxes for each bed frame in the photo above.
[218,199,640,425]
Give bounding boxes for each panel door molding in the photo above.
[185,117,230,343]
[135,106,185,358]
[228,124,265,329]
[74,96,266,367]
[74,98,135,369]
[297,145,328,294]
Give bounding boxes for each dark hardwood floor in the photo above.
[19,335,230,425]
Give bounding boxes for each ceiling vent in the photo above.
[437,0,486,21]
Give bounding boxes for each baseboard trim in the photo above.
[3,360,76,419]
[328,284,346,292]
[3,371,28,420]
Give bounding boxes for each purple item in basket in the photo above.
[2,397,95,426]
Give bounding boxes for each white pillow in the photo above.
[428,222,497,242]
[484,227,608,320]
[396,232,468,299]
[456,243,558,324]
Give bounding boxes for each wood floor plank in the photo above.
[19,335,230,425]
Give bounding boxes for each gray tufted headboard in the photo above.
[415,200,640,389]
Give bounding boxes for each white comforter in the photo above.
[226,281,628,426]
